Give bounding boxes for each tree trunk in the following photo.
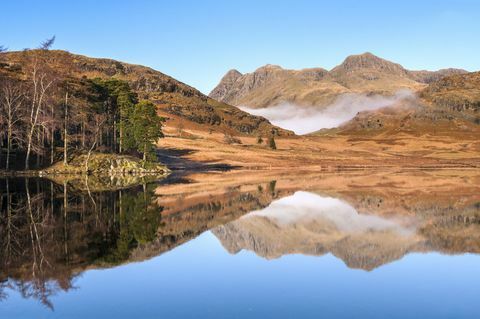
[143,144,147,168]
[82,122,85,149]
[85,139,97,174]
[25,133,33,170]
[5,178,11,261]
[63,91,68,165]
[119,123,123,154]
[113,119,117,153]
[51,104,55,164]
[63,180,69,264]
[6,126,11,170]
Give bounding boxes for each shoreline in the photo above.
[1,162,478,179]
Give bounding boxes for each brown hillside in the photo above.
[0,50,292,136]
[316,71,480,138]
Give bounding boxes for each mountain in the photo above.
[209,52,467,109]
[0,50,291,136]
[419,71,480,111]
[322,71,480,137]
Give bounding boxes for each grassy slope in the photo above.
[158,72,480,170]
[1,50,292,137]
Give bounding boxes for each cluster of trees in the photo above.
[256,134,276,150]
[0,40,164,171]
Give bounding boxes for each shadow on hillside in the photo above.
[156,148,239,178]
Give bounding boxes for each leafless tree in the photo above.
[39,36,55,50]
[85,115,106,173]
[1,80,26,170]
[24,60,54,169]
[63,89,68,165]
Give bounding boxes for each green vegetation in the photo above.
[100,184,163,263]
[0,50,165,171]
[268,136,277,150]
[132,101,165,165]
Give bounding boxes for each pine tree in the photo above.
[132,101,164,166]
[268,136,276,150]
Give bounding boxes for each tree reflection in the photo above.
[0,177,283,308]
[0,177,162,308]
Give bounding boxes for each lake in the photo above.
[1,169,479,318]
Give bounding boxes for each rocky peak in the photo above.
[332,52,408,76]
[222,69,243,83]
[209,64,287,103]
[409,68,468,84]
[255,64,283,71]
[209,69,244,101]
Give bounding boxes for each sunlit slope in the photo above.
[1,50,292,137]
[210,52,466,109]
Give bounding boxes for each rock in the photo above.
[43,152,170,177]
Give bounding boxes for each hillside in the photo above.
[0,50,291,137]
[419,71,480,112]
[209,52,467,109]
[154,70,480,171]
[323,71,480,137]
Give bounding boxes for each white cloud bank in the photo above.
[240,90,416,135]
[244,191,415,236]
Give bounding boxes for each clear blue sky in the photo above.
[2,0,479,94]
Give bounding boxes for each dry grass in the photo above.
[158,116,480,170]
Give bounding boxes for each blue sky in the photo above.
[2,0,479,94]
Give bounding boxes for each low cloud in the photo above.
[244,191,416,236]
[240,90,416,135]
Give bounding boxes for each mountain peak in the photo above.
[255,64,283,72]
[209,69,244,102]
[344,52,383,62]
[329,52,410,80]
[221,69,243,82]
[334,52,402,71]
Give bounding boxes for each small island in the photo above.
[1,46,169,189]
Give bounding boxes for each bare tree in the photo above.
[1,80,25,170]
[84,115,105,173]
[39,36,55,50]
[24,57,55,170]
[63,89,68,165]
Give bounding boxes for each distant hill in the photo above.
[0,50,291,136]
[209,52,467,109]
[314,71,480,137]
[419,71,480,111]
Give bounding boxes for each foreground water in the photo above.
[1,170,479,318]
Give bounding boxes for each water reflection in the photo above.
[0,178,163,308]
[0,176,284,307]
[0,170,479,311]
[210,174,480,270]
[213,191,420,269]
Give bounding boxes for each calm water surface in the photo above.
[0,172,479,318]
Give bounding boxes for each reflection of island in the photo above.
[0,177,286,307]
[0,169,479,307]
[213,184,480,270]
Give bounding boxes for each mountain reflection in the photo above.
[213,180,480,270]
[0,170,479,307]
[213,191,421,268]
